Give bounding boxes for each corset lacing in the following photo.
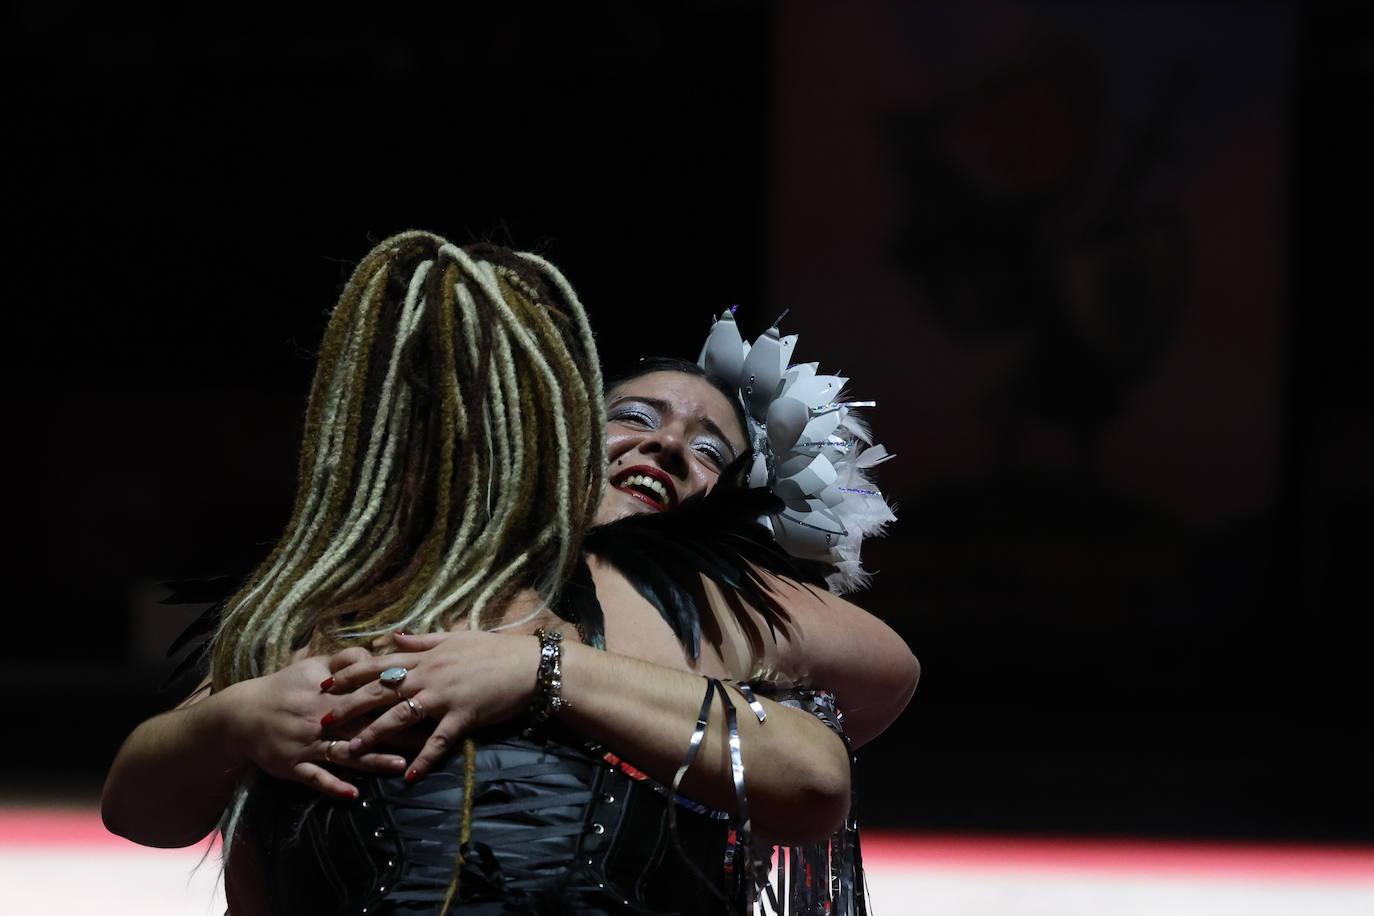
[367,734,631,911]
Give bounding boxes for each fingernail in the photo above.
[349,738,363,753]
[320,712,336,727]
[347,786,359,800]
[405,768,419,783]
[389,756,407,770]
[319,677,334,691]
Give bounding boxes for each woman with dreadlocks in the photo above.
[102,231,919,915]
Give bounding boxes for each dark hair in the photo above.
[604,356,750,449]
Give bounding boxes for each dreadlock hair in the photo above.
[208,231,606,876]
[210,230,605,686]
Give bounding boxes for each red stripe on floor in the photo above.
[859,832,1374,882]
[3,808,1371,883]
[0,808,212,850]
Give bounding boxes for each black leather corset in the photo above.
[247,722,743,915]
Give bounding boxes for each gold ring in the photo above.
[325,739,340,762]
[405,696,423,719]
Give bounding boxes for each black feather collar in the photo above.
[557,453,832,659]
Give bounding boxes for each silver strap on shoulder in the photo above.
[735,682,769,725]
[666,678,730,902]
[715,682,749,837]
[667,678,781,911]
[716,680,779,914]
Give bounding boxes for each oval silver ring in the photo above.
[379,666,408,689]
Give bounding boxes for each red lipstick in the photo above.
[611,464,679,511]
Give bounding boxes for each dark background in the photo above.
[9,2,1372,843]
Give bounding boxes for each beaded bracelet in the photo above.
[528,627,569,727]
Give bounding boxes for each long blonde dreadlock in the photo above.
[207,232,606,887]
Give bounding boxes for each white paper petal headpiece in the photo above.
[697,309,895,593]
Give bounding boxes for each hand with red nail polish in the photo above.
[219,644,412,801]
[325,624,543,786]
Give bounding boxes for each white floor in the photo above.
[3,809,1372,915]
[865,866,1374,916]
[1,847,227,915]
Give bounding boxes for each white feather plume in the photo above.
[698,309,896,594]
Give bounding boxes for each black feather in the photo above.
[158,576,238,691]
[553,556,607,650]
[158,574,239,606]
[582,453,833,659]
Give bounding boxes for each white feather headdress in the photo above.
[697,308,896,594]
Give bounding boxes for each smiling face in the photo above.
[594,370,751,525]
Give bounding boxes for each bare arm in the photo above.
[560,640,852,843]
[101,678,248,847]
[102,652,408,849]
[715,569,921,749]
[105,683,279,912]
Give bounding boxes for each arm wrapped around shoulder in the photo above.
[741,574,923,752]
[714,567,921,749]
[666,679,856,911]
[746,684,853,838]
[747,684,873,916]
